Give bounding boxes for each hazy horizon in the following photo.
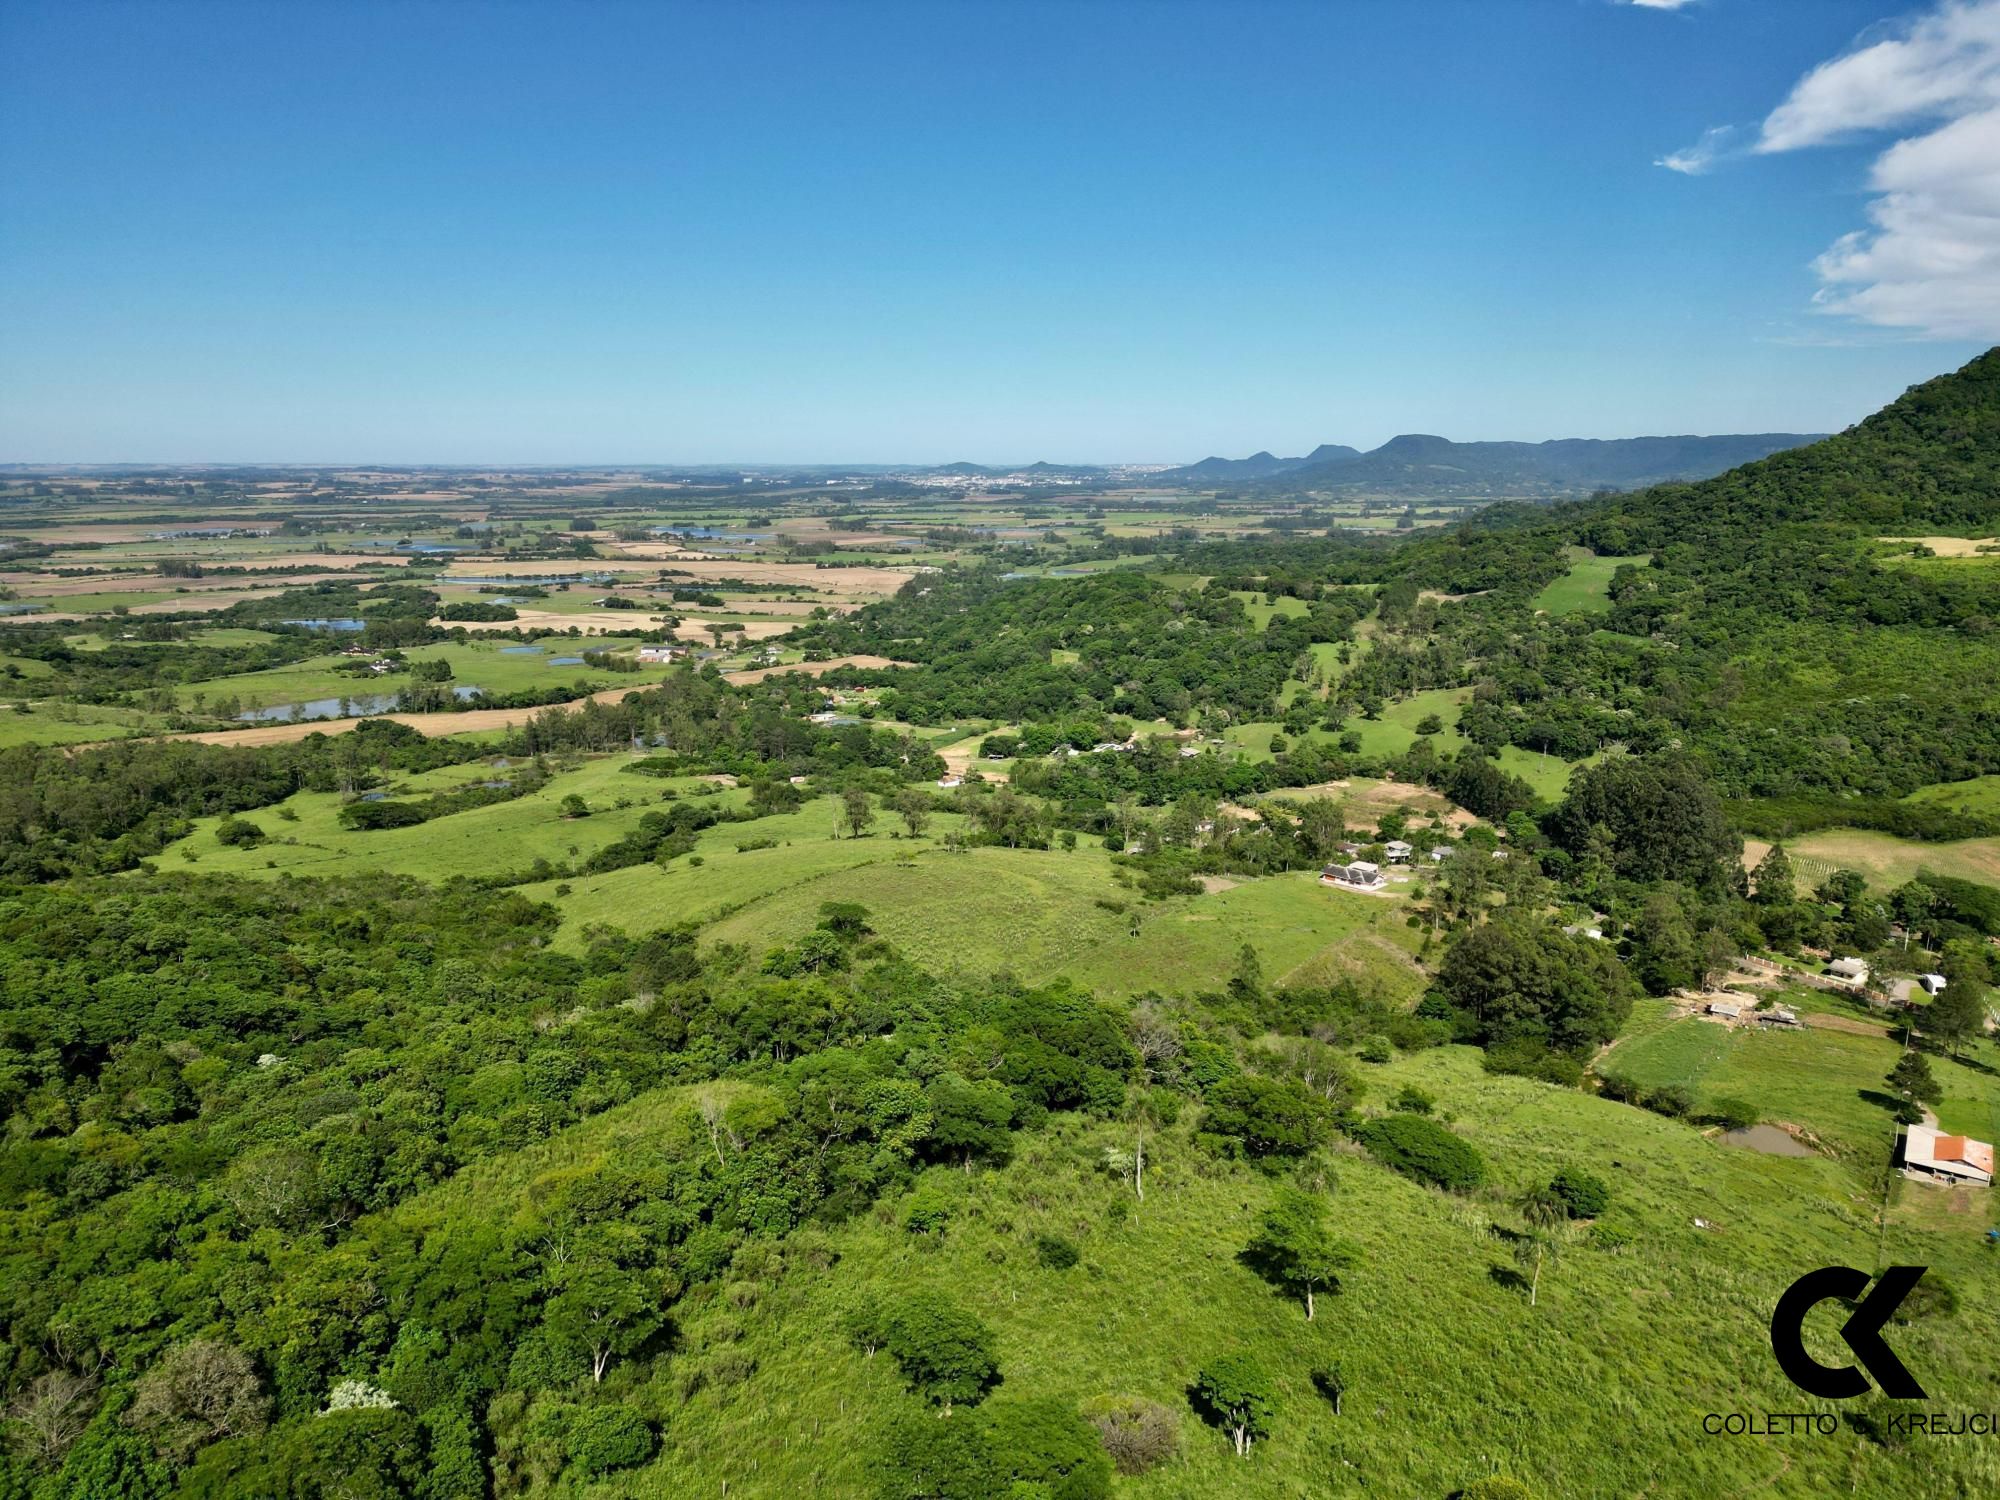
[4,0,1996,462]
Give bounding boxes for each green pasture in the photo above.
[1531,548,1650,616]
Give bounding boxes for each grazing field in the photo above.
[705,844,1132,979]
[1228,590,1311,630]
[153,755,735,881]
[164,638,658,712]
[1059,869,1427,1002]
[519,819,973,948]
[1344,688,1471,759]
[1493,744,1590,802]
[1904,773,2000,818]
[1530,547,1650,615]
[1599,1005,2000,1164]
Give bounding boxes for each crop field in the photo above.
[1745,829,2000,891]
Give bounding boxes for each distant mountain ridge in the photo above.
[1159,445,1362,482]
[1156,431,1824,497]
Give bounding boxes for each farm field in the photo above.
[1743,830,2000,891]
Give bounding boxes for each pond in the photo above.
[498,645,544,654]
[1722,1124,1815,1158]
[450,574,616,586]
[280,618,366,632]
[236,685,483,723]
[547,656,585,665]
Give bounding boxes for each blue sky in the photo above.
[1,0,1994,463]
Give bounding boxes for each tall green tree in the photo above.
[1245,1187,1356,1320]
[1193,1355,1276,1459]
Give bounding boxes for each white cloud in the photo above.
[1627,0,1699,10]
[1755,1,2000,152]
[1673,0,2000,339]
[1656,125,1735,174]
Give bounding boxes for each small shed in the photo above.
[1706,1000,1744,1021]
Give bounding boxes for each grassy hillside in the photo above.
[418,1043,2000,1499]
[1530,548,1650,615]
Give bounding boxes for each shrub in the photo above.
[874,1409,998,1500]
[1458,1478,1537,1500]
[979,1398,1112,1499]
[1355,1034,1393,1063]
[1703,1096,1759,1132]
[1547,1167,1610,1219]
[1082,1394,1181,1475]
[215,816,265,847]
[1596,1074,1640,1104]
[1034,1233,1080,1269]
[1643,1084,1695,1119]
[1390,1085,1435,1115]
[1203,1075,1334,1159]
[1353,1113,1485,1191]
[566,1405,655,1476]
[1588,1221,1634,1253]
[901,1180,957,1236]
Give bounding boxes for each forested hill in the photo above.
[1564,346,2000,552]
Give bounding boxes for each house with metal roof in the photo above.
[1320,861,1385,890]
[1901,1124,1994,1187]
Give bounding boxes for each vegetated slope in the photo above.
[1572,346,2000,547]
[591,1046,1996,1499]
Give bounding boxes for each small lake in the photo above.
[651,527,770,542]
[0,602,44,615]
[548,655,585,665]
[237,685,482,723]
[280,618,366,632]
[499,645,544,654]
[1723,1124,1814,1158]
[450,573,616,586]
